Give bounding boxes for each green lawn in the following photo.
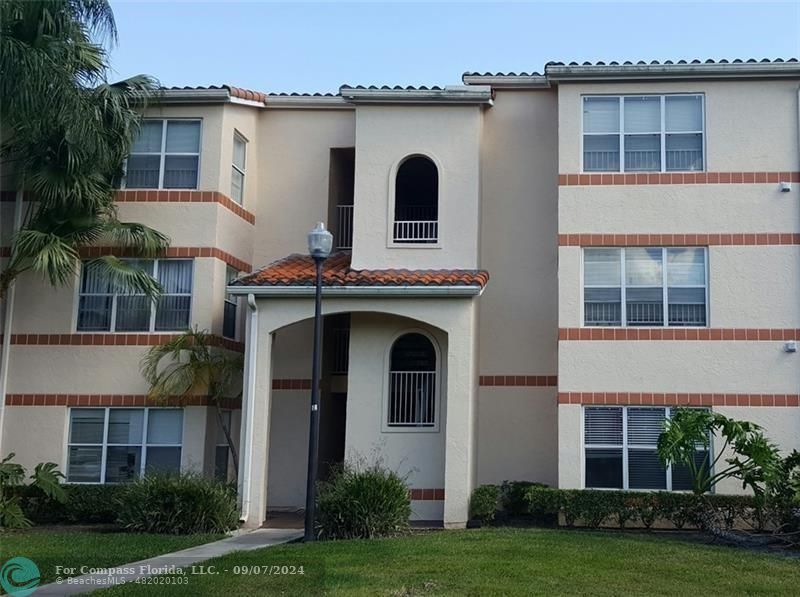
[0,528,221,587]
[101,528,800,596]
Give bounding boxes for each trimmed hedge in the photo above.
[12,484,125,525]
[470,484,762,530]
[470,484,500,523]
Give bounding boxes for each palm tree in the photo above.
[0,0,169,300]
[141,329,243,477]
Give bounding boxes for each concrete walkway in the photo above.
[34,528,303,596]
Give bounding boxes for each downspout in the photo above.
[238,293,259,523]
[0,190,24,453]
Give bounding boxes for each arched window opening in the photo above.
[388,333,437,427]
[393,156,438,243]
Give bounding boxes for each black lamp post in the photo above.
[304,222,333,542]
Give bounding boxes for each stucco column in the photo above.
[238,309,274,529]
[442,301,478,528]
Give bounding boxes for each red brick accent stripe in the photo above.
[558,233,800,247]
[480,375,557,387]
[115,190,255,224]
[6,394,241,408]
[409,488,445,501]
[272,379,312,390]
[79,246,251,272]
[1,334,244,352]
[558,392,800,407]
[559,328,799,341]
[558,172,800,186]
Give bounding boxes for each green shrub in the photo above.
[117,473,238,534]
[500,481,548,516]
[64,484,127,524]
[470,485,499,524]
[316,463,411,540]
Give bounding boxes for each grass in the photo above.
[102,528,800,596]
[0,528,222,587]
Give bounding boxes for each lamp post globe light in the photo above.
[304,222,333,541]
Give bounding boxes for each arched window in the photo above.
[393,156,438,243]
[388,333,437,427]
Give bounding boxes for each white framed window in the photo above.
[582,95,704,173]
[223,266,239,340]
[67,408,183,483]
[77,259,193,332]
[124,119,201,189]
[392,155,439,244]
[583,247,707,327]
[214,410,232,482]
[583,406,709,491]
[385,332,439,430]
[231,132,247,204]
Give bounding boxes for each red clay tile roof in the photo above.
[234,252,489,288]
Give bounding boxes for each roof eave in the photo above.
[226,284,486,297]
[545,63,800,81]
[461,75,550,89]
[145,89,233,104]
[264,96,352,110]
[339,85,494,105]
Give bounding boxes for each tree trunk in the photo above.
[213,401,239,478]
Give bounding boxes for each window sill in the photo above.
[387,242,442,250]
[381,425,440,434]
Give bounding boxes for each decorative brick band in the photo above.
[558,171,800,186]
[79,246,252,273]
[115,190,255,224]
[558,233,800,247]
[409,488,445,501]
[480,375,557,387]
[6,394,241,408]
[1,334,244,352]
[559,328,799,341]
[272,379,312,390]
[558,392,800,407]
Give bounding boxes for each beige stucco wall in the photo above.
[1,406,67,471]
[220,104,261,213]
[557,404,583,489]
[558,79,800,173]
[559,185,799,235]
[254,109,355,267]
[477,388,558,487]
[478,89,559,372]
[350,105,482,270]
[559,245,800,329]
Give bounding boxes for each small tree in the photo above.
[657,409,780,496]
[0,453,66,528]
[141,329,243,477]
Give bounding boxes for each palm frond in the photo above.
[84,255,162,297]
[102,220,170,258]
[10,228,80,286]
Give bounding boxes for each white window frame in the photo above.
[581,247,709,328]
[223,266,240,340]
[215,409,232,482]
[386,153,442,249]
[582,406,711,492]
[66,407,184,484]
[122,119,202,189]
[231,131,247,204]
[76,258,194,333]
[581,94,705,173]
[382,329,441,433]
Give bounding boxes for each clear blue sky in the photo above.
[108,1,800,94]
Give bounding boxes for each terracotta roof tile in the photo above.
[233,252,489,288]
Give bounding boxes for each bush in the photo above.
[470,485,499,524]
[316,463,411,540]
[117,473,238,534]
[500,481,548,516]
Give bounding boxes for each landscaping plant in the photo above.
[316,462,411,540]
[469,484,500,524]
[0,453,66,528]
[116,473,238,534]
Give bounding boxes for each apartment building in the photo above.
[1,59,798,529]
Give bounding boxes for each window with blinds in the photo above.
[583,247,707,327]
[67,408,183,483]
[231,132,247,204]
[583,95,704,173]
[584,406,709,491]
[77,259,193,332]
[125,120,201,189]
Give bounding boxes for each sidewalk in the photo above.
[34,528,303,596]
